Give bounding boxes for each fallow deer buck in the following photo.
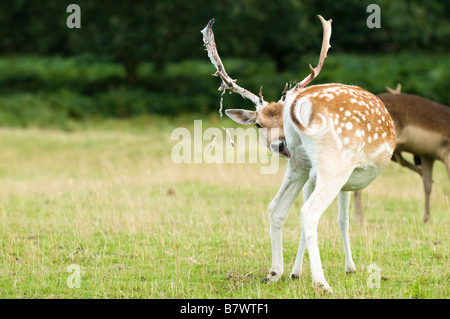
[201,16,396,291]
[354,84,450,223]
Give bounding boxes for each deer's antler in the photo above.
[385,83,402,94]
[289,15,332,93]
[201,19,266,110]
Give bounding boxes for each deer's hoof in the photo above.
[345,264,356,274]
[314,280,333,293]
[289,273,300,280]
[261,271,281,283]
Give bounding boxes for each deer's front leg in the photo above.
[290,177,315,279]
[262,166,307,284]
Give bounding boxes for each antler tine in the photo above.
[385,83,402,94]
[201,19,265,110]
[292,15,332,91]
[281,83,289,101]
[258,86,264,104]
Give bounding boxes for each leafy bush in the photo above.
[0,54,448,128]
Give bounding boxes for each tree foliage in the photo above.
[1,0,449,75]
[0,0,449,125]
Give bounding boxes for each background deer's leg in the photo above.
[338,191,356,274]
[421,157,434,223]
[354,190,363,223]
[262,164,308,283]
[393,151,423,176]
[443,153,450,180]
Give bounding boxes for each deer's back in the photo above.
[378,93,450,158]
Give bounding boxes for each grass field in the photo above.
[0,116,448,299]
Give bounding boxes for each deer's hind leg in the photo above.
[299,165,354,291]
[421,157,434,223]
[337,191,356,274]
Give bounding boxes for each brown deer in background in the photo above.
[354,84,450,223]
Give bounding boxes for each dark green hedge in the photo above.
[0,54,448,128]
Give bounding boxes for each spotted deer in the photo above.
[354,84,450,223]
[201,16,395,291]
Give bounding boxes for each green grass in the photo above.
[0,117,448,298]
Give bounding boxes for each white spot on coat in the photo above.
[345,122,353,130]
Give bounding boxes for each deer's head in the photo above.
[201,16,332,159]
[225,102,288,157]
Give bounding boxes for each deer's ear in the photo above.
[225,109,258,125]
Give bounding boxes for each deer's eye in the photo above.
[255,123,262,129]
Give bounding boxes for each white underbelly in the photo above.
[341,165,382,191]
